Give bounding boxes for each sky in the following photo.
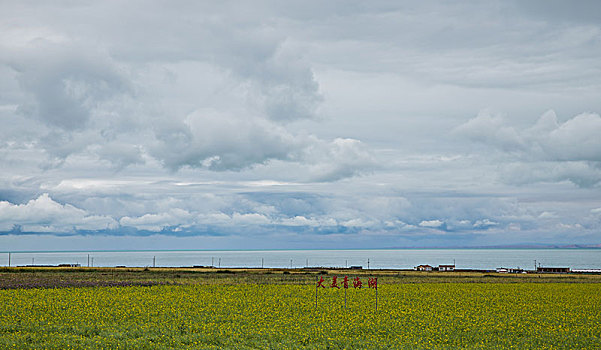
[1,1,601,251]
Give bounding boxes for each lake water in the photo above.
[3,249,601,270]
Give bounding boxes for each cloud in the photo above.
[1,2,601,248]
[119,208,193,232]
[0,21,368,179]
[6,41,130,130]
[304,138,377,182]
[473,219,499,228]
[457,110,601,162]
[419,219,445,228]
[149,109,300,171]
[453,111,525,152]
[541,112,601,162]
[0,193,117,233]
[499,161,601,188]
[456,110,601,187]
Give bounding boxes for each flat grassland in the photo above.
[1,268,600,349]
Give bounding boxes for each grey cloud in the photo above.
[0,3,333,175]
[540,113,601,162]
[1,186,598,248]
[303,138,377,182]
[149,109,301,171]
[500,161,601,188]
[453,111,526,152]
[5,41,130,130]
[456,110,601,187]
[1,2,600,248]
[515,0,601,24]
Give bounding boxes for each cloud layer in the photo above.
[1,1,600,249]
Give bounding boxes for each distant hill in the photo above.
[388,243,601,249]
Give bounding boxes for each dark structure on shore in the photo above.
[537,266,570,274]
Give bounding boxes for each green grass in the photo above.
[1,269,600,349]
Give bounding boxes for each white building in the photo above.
[438,264,455,272]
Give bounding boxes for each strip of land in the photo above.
[1,266,600,289]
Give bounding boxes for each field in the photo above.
[1,268,601,349]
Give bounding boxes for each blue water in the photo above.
[3,249,600,270]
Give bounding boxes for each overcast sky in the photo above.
[1,1,601,251]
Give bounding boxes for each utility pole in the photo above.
[153,256,156,268]
[88,254,90,267]
[211,257,214,267]
[8,252,10,267]
[261,258,264,268]
[218,258,221,268]
[368,258,370,269]
[534,260,537,271]
[290,259,293,269]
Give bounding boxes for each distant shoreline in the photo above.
[2,245,601,254]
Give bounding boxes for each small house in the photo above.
[415,264,433,271]
[438,264,455,272]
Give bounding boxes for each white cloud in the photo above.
[473,219,499,229]
[419,219,444,228]
[0,193,117,232]
[538,211,558,219]
[119,208,192,232]
[280,216,320,227]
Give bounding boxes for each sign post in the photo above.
[368,277,378,311]
[315,276,318,308]
[343,276,349,308]
[313,275,379,312]
[316,276,325,308]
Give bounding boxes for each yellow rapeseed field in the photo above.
[1,283,600,349]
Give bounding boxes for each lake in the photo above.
[4,249,601,270]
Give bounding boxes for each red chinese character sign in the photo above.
[315,275,379,311]
[368,277,378,310]
[330,276,340,289]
